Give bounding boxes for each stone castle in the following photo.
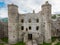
[8,1,52,44]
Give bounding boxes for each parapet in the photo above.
[8,4,18,8]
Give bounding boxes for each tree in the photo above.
[51,15,56,19]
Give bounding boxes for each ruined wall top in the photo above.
[8,4,18,8]
[42,1,51,7]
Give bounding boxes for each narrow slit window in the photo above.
[36,26,39,30]
[29,26,31,30]
[36,19,39,23]
[21,19,24,23]
[21,26,24,30]
[29,19,31,23]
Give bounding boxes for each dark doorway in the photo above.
[28,34,32,40]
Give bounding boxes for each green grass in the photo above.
[0,37,57,45]
[39,42,51,45]
[55,42,60,45]
[1,37,8,43]
[0,43,4,45]
[12,41,26,45]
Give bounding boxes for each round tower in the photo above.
[8,4,18,44]
[42,1,51,17]
[8,4,18,19]
[42,1,52,43]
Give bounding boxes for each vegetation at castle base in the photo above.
[57,14,60,16]
[51,37,57,42]
[55,42,60,45]
[12,41,26,45]
[1,37,8,43]
[51,15,56,19]
[39,42,51,45]
[0,43,4,45]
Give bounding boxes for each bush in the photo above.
[1,37,8,43]
[51,37,57,42]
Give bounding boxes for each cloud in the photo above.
[5,0,46,13]
[0,8,8,18]
[53,0,60,13]
[0,0,60,18]
[48,0,60,14]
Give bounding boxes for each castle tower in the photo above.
[8,4,18,44]
[42,1,51,43]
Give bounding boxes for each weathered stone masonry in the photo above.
[8,1,52,44]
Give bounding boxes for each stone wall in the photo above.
[0,21,8,38]
[51,17,60,37]
[0,22,4,38]
[8,4,19,44]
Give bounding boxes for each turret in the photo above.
[8,4,18,14]
[8,4,18,22]
[42,1,51,20]
[8,4,18,44]
[42,1,51,14]
[33,10,35,14]
[41,1,52,43]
